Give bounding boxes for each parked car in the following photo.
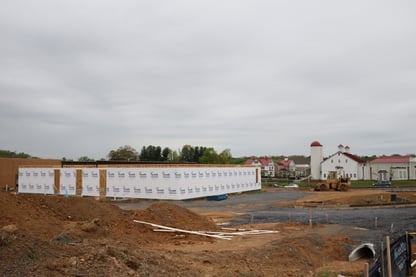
[373,181,392,186]
[284,183,299,188]
[272,183,282,188]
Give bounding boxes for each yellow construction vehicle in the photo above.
[314,170,351,191]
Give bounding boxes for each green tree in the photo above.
[78,156,95,162]
[169,150,181,161]
[229,157,247,164]
[139,145,168,161]
[180,144,194,162]
[218,149,232,164]
[179,145,207,162]
[161,147,170,161]
[108,145,139,161]
[199,147,220,164]
[193,146,206,162]
[0,150,31,158]
[139,146,149,160]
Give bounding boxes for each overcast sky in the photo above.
[1,1,415,160]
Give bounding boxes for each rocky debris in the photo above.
[0,224,17,246]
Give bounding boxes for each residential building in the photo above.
[276,158,296,178]
[245,158,275,177]
[289,156,310,178]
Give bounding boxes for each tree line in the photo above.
[0,150,31,158]
[106,145,233,164]
[4,148,414,165]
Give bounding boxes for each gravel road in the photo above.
[116,190,416,244]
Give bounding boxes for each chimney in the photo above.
[345,146,350,153]
[338,144,345,152]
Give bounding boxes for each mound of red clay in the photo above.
[0,191,132,239]
[0,191,370,276]
[133,202,220,231]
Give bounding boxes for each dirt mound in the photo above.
[133,201,220,231]
[0,190,372,276]
[1,192,62,238]
[0,191,132,239]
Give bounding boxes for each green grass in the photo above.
[351,179,416,188]
[261,178,416,189]
[315,269,338,277]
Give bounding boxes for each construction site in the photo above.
[1,183,416,276]
[0,158,415,276]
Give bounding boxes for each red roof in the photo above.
[245,158,273,167]
[278,159,293,166]
[370,156,411,164]
[310,141,322,147]
[343,152,365,164]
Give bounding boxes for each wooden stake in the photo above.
[386,236,392,277]
[309,209,313,228]
[364,262,369,277]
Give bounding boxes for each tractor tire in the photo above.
[339,184,348,191]
[319,184,328,191]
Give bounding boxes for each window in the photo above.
[331,160,333,163]
[354,173,357,178]
[398,169,407,179]
[346,159,348,163]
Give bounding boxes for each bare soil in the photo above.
[1,189,415,276]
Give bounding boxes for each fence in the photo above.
[18,166,261,200]
[366,233,414,277]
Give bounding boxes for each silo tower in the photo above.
[310,141,323,180]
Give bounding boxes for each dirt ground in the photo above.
[1,189,415,276]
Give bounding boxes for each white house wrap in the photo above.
[18,165,261,200]
[59,168,77,196]
[81,168,100,197]
[18,168,55,194]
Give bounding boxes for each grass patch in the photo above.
[262,178,416,189]
[351,179,416,188]
[0,230,16,246]
[315,268,338,277]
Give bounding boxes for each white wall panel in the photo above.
[59,168,77,196]
[18,168,55,194]
[81,168,100,197]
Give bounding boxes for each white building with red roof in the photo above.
[369,155,416,181]
[245,157,275,177]
[310,142,367,180]
[311,141,416,181]
[320,144,366,180]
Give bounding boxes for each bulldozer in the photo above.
[314,170,351,191]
